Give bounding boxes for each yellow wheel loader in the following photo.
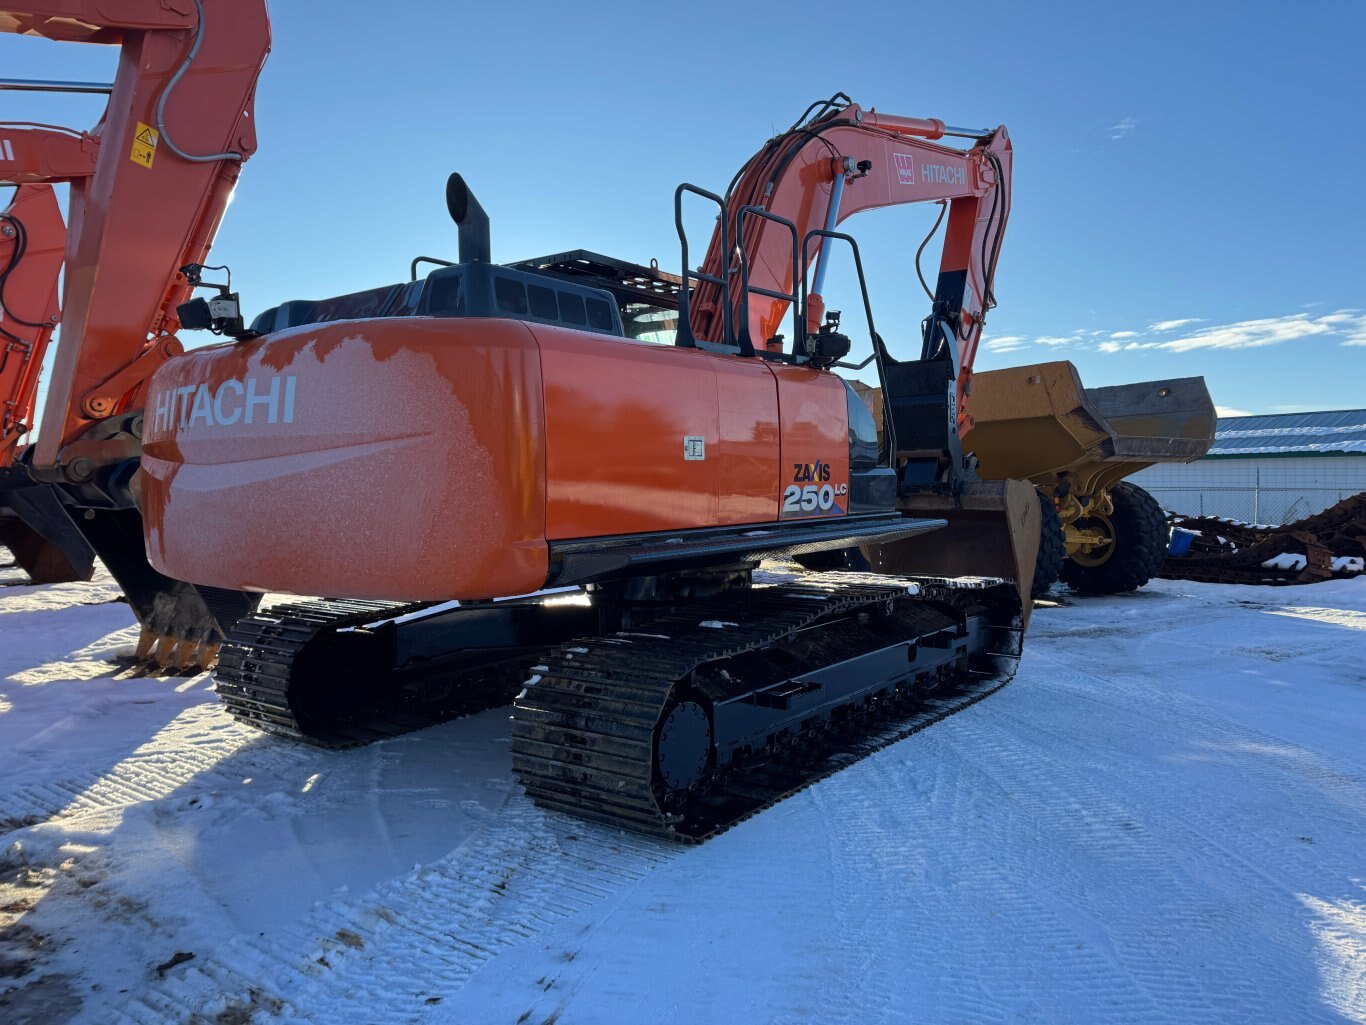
[855,361,1216,598]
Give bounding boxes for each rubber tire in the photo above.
[1060,482,1168,595]
[1031,490,1066,599]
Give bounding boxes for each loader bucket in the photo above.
[863,478,1042,627]
[962,361,1215,496]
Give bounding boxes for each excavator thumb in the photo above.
[0,477,95,583]
[864,478,1042,628]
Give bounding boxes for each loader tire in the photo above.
[1061,482,1168,595]
[1031,490,1066,599]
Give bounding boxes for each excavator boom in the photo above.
[677,96,1036,612]
[0,0,270,664]
[689,97,1010,438]
[0,182,62,467]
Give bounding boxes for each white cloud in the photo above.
[1215,405,1254,418]
[1033,335,1074,346]
[1157,313,1345,352]
[1106,116,1136,141]
[1110,331,1139,340]
[1092,311,1366,355]
[983,335,1025,351]
[1150,318,1203,332]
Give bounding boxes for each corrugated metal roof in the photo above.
[1210,408,1366,456]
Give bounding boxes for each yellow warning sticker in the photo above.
[130,121,159,169]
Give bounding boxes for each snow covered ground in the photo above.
[1,562,1364,1025]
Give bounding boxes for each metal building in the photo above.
[1128,408,1366,525]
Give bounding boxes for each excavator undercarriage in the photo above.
[215,568,1024,840]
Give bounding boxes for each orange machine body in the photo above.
[141,319,851,600]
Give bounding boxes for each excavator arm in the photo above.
[0,182,93,582]
[1,183,63,467]
[1,0,269,456]
[0,0,271,664]
[691,97,1010,441]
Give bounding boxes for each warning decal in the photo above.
[130,122,159,168]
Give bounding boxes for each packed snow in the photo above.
[1,561,1364,1025]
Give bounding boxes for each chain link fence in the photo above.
[1128,457,1366,526]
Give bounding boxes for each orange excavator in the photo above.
[2,2,1038,839]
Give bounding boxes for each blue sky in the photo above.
[4,0,1363,416]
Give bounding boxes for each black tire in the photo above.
[1061,482,1168,594]
[1031,489,1065,599]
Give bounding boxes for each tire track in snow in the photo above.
[1026,647,1366,892]
[958,697,1255,1022]
[952,658,1356,1023]
[0,704,315,835]
[1030,644,1366,817]
[112,797,679,1025]
[812,699,1186,1025]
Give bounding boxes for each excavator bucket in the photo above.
[962,361,1216,495]
[864,478,1042,627]
[0,477,253,669]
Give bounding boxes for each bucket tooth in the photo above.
[153,634,178,670]
[170,637,198,671]
[131,625,219,673]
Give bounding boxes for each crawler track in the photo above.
[1162,492,1366,585]
[512,575,1022,842]
[215,574,1023,840]
[216,599,529,746]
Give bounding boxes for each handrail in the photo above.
[673,184,731,349]
[801,227,896,464]
[735,204,800,358]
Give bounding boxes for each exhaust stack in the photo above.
[445,173,490,264]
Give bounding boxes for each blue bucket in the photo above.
[1168,527,1197,557]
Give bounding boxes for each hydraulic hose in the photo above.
[155,0,244,164]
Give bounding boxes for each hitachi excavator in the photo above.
[1,2,1042,840]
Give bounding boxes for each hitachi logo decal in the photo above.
[153,375,297,432]
[894,153,916,185]
[920,162,965,186]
